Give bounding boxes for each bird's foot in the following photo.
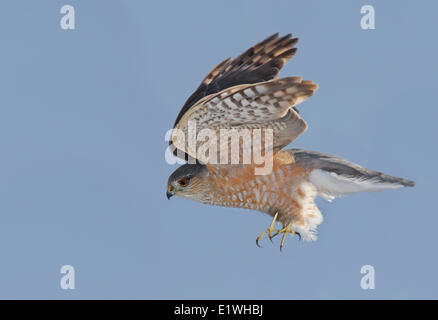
[271,223,299,251]
[256,212,280,248]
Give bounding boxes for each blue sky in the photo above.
[0,0,437,299]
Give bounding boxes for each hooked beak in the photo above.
[166,185,174,200]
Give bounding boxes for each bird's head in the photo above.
[167,163,210,202]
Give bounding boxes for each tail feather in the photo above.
[290,149,414,200]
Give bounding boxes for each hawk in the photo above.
[166,33,414,250]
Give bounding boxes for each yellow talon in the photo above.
[256,212,279,247]
[272,223,296,251]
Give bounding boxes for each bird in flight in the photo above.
[166,33,414,250]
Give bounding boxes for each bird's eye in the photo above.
[178,178,189,187]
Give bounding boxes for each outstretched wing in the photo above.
[170,33,299,160]
[173,33,299,127]
[171,77,317,164]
